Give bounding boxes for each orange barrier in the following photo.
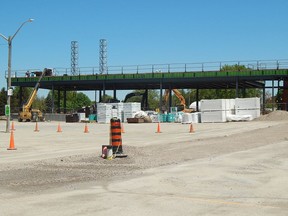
[57,123,62,132]
[84,123,89,133]
[7,130,17,150]
[156,122,162,133]
[189,123,195,133]
[110,118,123,154]
[34,122,40,132]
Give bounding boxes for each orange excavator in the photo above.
[163,89,193,113]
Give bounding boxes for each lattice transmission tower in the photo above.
[99,39,107,74]
[71,41,79,75]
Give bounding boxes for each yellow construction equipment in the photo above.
[18,68,52,122]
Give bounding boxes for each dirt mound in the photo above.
[255,110,288,121]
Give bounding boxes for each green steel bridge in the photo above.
[9,59,288,112]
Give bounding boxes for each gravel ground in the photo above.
[1,112,288,192]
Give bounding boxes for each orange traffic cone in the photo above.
[121,123,125,133]
[189,123,195,133]
[57,123,62,133]
[34,122,40,132]
[84,123,89,133]
[156,122,162,133]
[11,121,15,131]
[7,130,17,150]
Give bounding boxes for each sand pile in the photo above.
[255,110,288,121]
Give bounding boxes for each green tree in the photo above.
[45,91,92,113]
[0,88,7,115]
[147,90,160,110]
[220,64,249,72]
[10,87,34,113]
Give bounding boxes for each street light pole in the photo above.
[0,18,33,133]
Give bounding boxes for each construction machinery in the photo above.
[163,89,193,113]
[18,68,52,122]
[124,91,148,110]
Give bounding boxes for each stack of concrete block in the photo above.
[201,97,260,123]
[97,103,112,123]
[181,113,193,124]
[123,103,141,122]
[235,97,260,119]
[191,112,201,123]
[201,99,235,123]
[110,102,124,122]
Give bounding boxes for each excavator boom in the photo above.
[163,89,193,113]
[19,68,51,122]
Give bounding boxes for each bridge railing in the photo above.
[7,59,288,77]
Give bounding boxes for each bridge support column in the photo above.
[144,88,148,110]
[235,78,239,98]
[113,89,116,101]
[272,80,275,111]
[51,85,55,113]
[99,90,102,102]
[102,82,106,102]
[19,87,23,110]
[168,87,172,112]
[94,90,97,103]
[159,82,163,113]
[196,88,199,112]
[57,89,60,113]
[262,86,266,114]
[64,90,67,114]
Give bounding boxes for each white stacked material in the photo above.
[191,112,201,123]
[235,97,260,119]
[227,114,253,121]
[201,99,235,123]
[110,103,124,121]
[174,112,183,123]
[78,113,86,122]
[97,103,112,123]
[111,108,118,118]
[181,113,193,124]
[123,103,141,122]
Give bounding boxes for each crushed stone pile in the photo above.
[255,110,288,121]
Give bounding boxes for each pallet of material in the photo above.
[127,118,145,123]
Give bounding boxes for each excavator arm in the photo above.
[163,89,193,113]
[172,89,186,108]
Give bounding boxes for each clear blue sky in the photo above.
[1,0,288,100]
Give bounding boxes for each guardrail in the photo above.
[6,59,288,78]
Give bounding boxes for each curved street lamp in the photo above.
[0,18,34,133]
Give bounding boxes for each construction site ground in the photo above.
[0,111,288,216]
